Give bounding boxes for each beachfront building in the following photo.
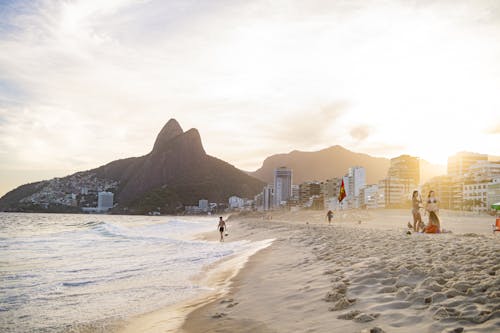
[299,181,321,207]
[461,162,500,212]
[447,153,488,210]
[254,192,263,210]
[376,186,386,208]
[347,166,366,208]
[321,177,342,209]
[378,155,420,208]
[447,152,488,177]
[263,184,274,211]
[488,179,500,212]
[291,184,300,201]
[389,155,420,186]
[422,175,453,210]
[198,199,209,212]
[463,180,490,212]
[228,196,244,209]
[360,184,379,209]
[449,176,466,211]
[324,197,340,210]
[378,177,411,208]
[321,177,342,198]
[97,191,114,212]
[467,161,500,180]
[274,167,293,207]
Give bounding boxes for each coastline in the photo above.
[114,209,500,333]
[181,209,500,333]
[117,216,274,333]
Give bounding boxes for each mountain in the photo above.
[0,119,265,214]
[249,145,390,184]
[249,145,446,185]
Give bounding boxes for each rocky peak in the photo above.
[166,128,206,157]
[152,118,184,152]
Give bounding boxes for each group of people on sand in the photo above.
[410,190,441,233]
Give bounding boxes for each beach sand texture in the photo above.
[180,210,500,333]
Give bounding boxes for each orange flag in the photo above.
[338,179,346,202]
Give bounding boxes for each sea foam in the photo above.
[0,213,271,332]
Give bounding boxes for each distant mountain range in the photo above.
[249,145,446,185]
[0,118,470,214]
[249,145,389,184]
[0,119,264,214]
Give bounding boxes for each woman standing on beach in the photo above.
[411,190,423,232]
[218,216,227,242]
[425,190,441,233]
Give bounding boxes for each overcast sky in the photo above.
[1,0,499,196]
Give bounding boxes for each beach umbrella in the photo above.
[492,202,500,210]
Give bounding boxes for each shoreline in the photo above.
[117,217,274,333]
[181,210,500,333]
[116,209,500,333]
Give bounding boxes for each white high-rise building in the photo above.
[291,184,300,201]
[228,196,244,209]
[198,199,209,212]
[467,161,500,181]
[97,191,114,212]
[263,185,274,211]
[344,166,366,208]
[360,184,379,209]
[274,167,292,206]
[348,166,366,198]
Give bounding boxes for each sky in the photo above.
[1,0,499,196]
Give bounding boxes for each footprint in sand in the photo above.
[353,312,380,323]
[328,297,356,311]
[211,312,227,319]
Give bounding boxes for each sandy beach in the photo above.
[177,209,500,333]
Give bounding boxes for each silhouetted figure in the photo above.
[218,216,227,242]
[326,210,333,224]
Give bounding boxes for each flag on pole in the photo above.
[338,179,346,203]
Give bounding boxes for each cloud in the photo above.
[1,0,500,196]
[358,143,407,157]
[262,101,349,147]
[350,125,371,142]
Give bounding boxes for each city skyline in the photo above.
[1,0,500,196]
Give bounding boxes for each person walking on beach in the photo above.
[424,190,441,233]
[326,210,334,224]
[411,190,423,232]
[218,216,227,242]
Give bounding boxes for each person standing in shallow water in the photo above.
[411,190,423,232]
[218,216,227,242]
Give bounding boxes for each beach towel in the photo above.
[424,224,439,234]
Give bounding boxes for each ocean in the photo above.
[0,213,271,332]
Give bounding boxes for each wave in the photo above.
[80,220,106,228]
[89,219,214,243]
[0,214,272,332]
[62,280,96,287]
